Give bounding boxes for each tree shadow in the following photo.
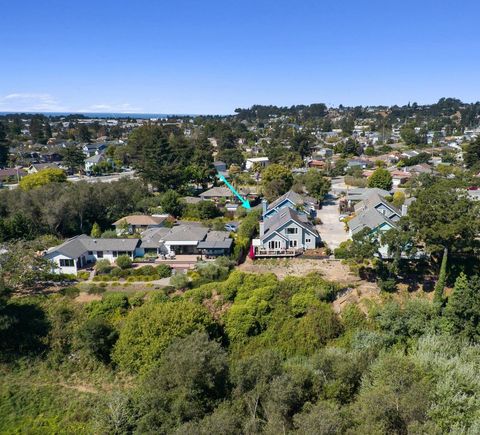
[0,302,49,361]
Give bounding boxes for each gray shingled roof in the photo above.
[348,208,396,235]
[267,190,306,211]
[163,224,208,242]
[262,208,318,241]
[85,154,104,164]
[140,227,170,248]
[45,235,140,259]
[45,235,91,259]
[199,186,233,198]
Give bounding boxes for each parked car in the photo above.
[225,222,239,232]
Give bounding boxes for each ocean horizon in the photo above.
[0,111,224,119]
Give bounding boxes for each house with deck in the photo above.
[252,207,319,258]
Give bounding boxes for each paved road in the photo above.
[4,170,137,189]
[316,193,349,251]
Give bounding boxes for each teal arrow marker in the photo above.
[217,174,251,209]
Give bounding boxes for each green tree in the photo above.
[135,332,228,433]
[290,133,311,158]
[433,247,448,306]
[77,124,91,142]
[367,167,392,190]
[354,354,431,433]
[444,273,480,341]
[391,191,405,208]
[19,168,67,191]
[261,163,293,201]
[464,136,480,168]
[77,317,118,363]
[29,115,45,143]
[61,145,85,173]
[160,190,184,217]
[90,222,102,238]
[128,125,187,191]
[0,122,9,167]
[112,300,215,373]
[303,169,331,202]
[407,180,480,256]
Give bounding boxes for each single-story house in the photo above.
[44,235,141,275]
[139,223,232,257]
[27,163,62,174]
[245,157,269,171]
[0,167,27,182]
[197,231,233,257]
[199,186,234,202]
[113,214,170,235]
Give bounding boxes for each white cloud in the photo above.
[0,93,66,112]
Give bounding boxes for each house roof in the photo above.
[346,187,391,202]
[163,224,209,242]
[348,208,396,235]
[262,207,318,241]
[0,168,26,179]
[45,235,140,259]
[267,190,315,211]
[197,231,233,249]
[30,163,61,171]
[199,186,233,198]
[85,154,104,163]
[182,196,202,204]
[113,215,167,226]
[140,227,171,248]
[45,234,91,259]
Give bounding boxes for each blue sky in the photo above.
[1,0,480,114]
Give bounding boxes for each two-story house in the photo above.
[251,191,320,258]
[262,190,317,220]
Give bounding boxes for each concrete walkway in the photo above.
[316,194,349,251]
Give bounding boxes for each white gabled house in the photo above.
[44,235,141,275]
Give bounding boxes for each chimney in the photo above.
[401,204,408,216]
[259,222,265,237]
[262,199,268,216]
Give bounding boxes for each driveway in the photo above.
[316,194,349,250]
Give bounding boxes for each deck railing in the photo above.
[254,248,303,257]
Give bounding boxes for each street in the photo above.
[316,193,349,251]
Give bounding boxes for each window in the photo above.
[113,251,118,258]
[268,240,281,249]
[88,251,93,255]
[305,238,311,243]
[286,227,298,234]
[289,240,298,248]
[59,259,74,267]
[97,251,103,258]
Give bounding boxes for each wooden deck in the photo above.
[254,248,303,258]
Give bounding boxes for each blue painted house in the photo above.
[262,190,317,220]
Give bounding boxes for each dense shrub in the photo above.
[116,255,132,270]
[112,300,216,373]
